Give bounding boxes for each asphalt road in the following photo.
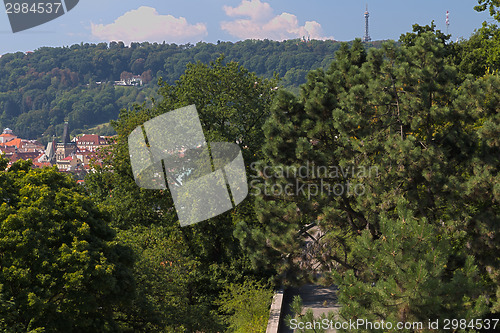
[279,284,340,333]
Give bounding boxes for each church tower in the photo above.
[55,121,76,162]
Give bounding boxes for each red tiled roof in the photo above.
[0,146,16,154]
[22,140,44,147]
[7,152,39,163]
[4,138,22,147]
[77,149,94,155]
[33,162,52,168]
[76,134,107,145]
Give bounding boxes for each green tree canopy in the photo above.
[0,158,135,332]
[84,57,278,331]
[248,32,499,324]
[475,0,500,21]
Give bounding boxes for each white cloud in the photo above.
[91,6,207,44]
[221,0,334,41]
[223,0,272,22]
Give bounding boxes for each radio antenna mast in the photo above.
[446,10,450,35]
[363,4,371,42]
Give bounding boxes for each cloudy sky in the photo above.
[0,0,493,54]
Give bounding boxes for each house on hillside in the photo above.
[114,75,143,86]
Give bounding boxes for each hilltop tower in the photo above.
[363,4,371,42]
[446,10,450,35]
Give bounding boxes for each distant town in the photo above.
[0,123,111,178]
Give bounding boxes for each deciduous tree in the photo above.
[0,158,135,332]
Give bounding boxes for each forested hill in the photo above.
[0,39,384,142]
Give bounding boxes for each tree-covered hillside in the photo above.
[0,39,385,142]
[1,1,500,331]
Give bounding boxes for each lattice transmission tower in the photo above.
[363,4,371,42]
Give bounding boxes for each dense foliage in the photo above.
[83,57,277,331]
[252,28,499,331]
[0,39,384,142]
[0,158,135,332]
[1,2,500,331]
[217,280,274,333]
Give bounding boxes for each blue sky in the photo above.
[0,0,494,55]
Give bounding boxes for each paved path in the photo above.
[279,284,340,332]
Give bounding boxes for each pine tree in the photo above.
[250,31,499,321]
[334,200,488,332]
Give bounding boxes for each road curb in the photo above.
[266,288,285,333]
